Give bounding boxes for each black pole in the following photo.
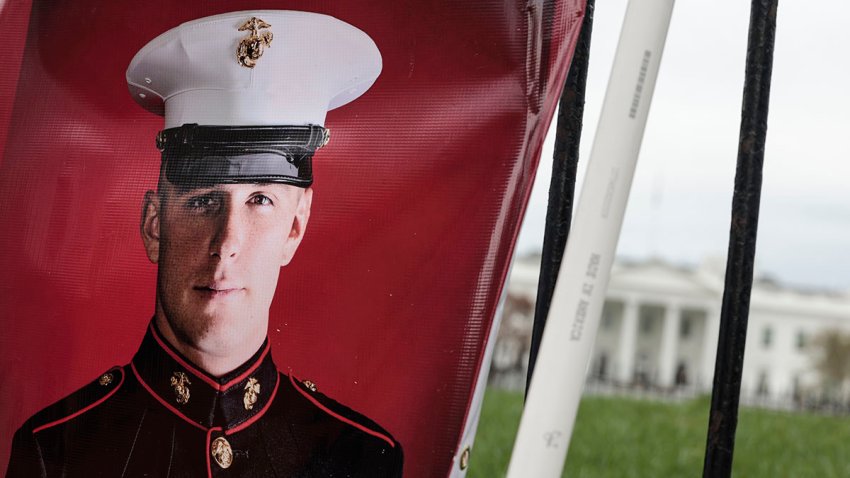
[525,0,594,397]
[703,1,777,476]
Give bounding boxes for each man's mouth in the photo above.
[194,284,244,297]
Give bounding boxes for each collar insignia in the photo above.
[243,377,261,410]
[170,371,192,404]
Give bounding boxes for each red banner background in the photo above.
[0,1,585,475]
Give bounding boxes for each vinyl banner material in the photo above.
[0,1,585,476]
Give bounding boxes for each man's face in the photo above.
[141,181,312,352]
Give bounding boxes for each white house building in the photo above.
[491,254,850,405]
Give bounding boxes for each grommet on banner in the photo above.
[459,446,471,470]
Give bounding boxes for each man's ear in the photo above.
[140,190,162,264]
[280,187,313,266]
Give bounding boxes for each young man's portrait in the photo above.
[6,10,402,477]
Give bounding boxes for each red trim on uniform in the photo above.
[32,368,126,434]
[149,324,271,392]
[149,324,220,390]
[220,341,271,390]
[225,374,280,436]
[131,362,207,431]
[206,426,223,478]
[288,375,395,448]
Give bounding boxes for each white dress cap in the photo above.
[126,10,382,129]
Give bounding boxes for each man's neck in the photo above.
[153,314,266,378]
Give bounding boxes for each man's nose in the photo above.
[209,205,243,260]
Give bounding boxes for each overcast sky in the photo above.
[516,0,850,291]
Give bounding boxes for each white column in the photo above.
[617,298,639,384]
[701,306,721,391]
[658,303,680,388]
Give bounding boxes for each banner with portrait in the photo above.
[0,0,585,475]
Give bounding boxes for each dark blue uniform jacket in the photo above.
[6,324,403,477]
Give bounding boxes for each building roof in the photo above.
[509,253,850,321]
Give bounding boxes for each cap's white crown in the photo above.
[127,10,382,129]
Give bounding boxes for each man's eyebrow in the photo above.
[173,186,222,196]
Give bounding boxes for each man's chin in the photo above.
[174,306,261,345]
[187,320,260,355]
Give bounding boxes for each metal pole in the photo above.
[703,1,778,476]
[526,0,594,397]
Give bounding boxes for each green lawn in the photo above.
[469,388,850,477]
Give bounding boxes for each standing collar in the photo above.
[131,322,279,432]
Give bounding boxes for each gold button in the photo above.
[303,380,317,392]
[211,437,233,469]
[98,373,113,386]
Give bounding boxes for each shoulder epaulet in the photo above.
[287,373,398,449]
[26,365,125,434]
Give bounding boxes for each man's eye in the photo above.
[187,196,219,210]
[250,195,273,206]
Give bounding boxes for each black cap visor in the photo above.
[157,124,327,188]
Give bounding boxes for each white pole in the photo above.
[506,1,675,476]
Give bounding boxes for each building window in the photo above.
[594,353,609,381]
[680,317,692,339]
[601,304,615,330]
[792,374,802,402]
[796,331,807,350]
[756,371,770,397]
[640,314,653,335]
[762,327,772,348]
[675,362,688,386]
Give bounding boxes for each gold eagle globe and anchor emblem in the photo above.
[170,371,192,405]
[243,377,261,410]
[237,17,273,68]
